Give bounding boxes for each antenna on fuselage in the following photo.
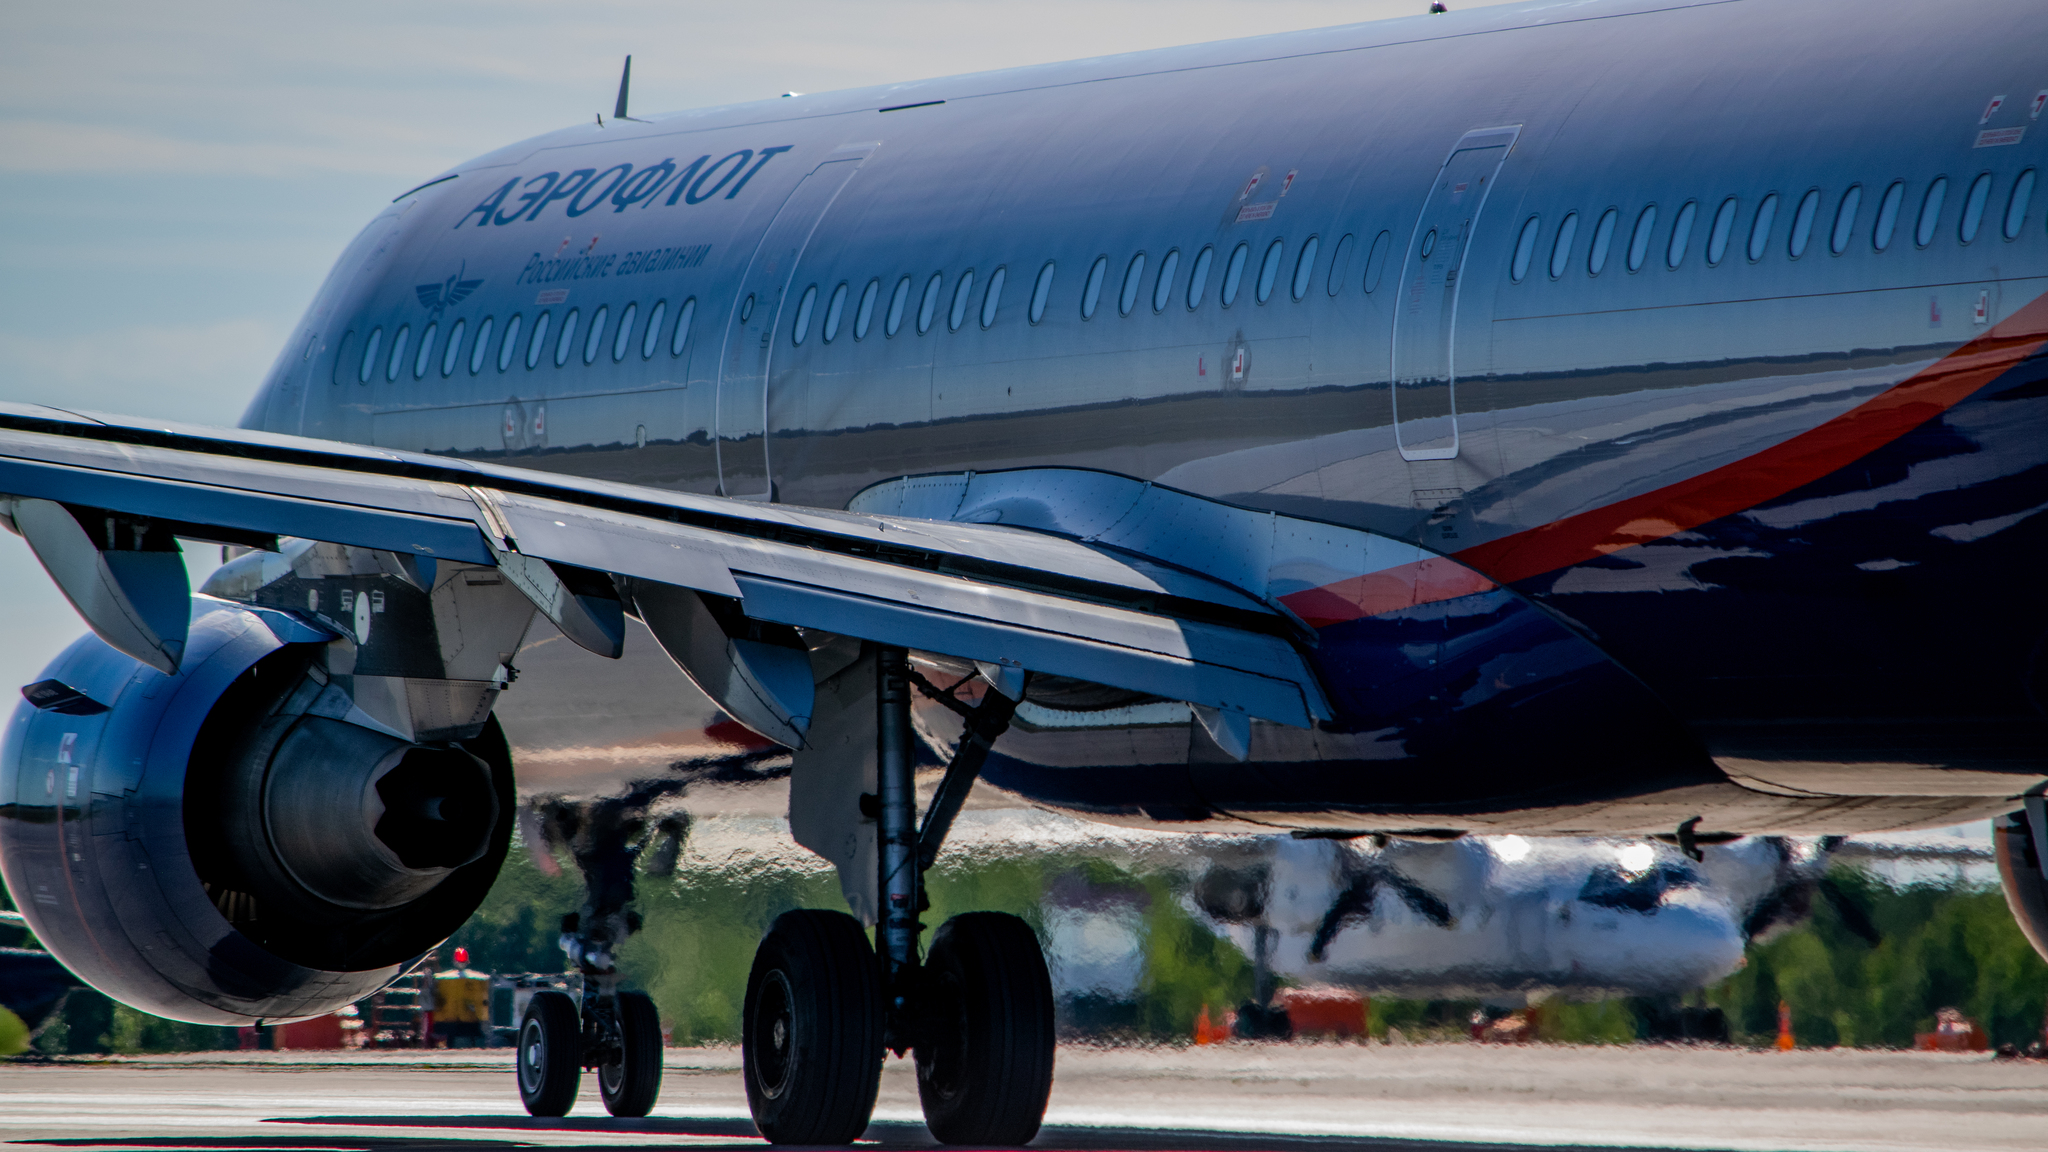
[613,56,637,122]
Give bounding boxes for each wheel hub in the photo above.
[752,969,796,1099]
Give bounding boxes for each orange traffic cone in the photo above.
[1195,1004,1217,1045]
[1775,1000,1795,1051]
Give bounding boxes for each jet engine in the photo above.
[0,599,515,1024]
[1994,805,2048,964]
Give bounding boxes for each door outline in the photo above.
[1388,125,1520,463]
[715,141,878,499]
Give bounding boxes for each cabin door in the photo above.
[1388,126,1519,462]
[716,146,872,500]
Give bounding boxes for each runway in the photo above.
[3,1043,2045,1152]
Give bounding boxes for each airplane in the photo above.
[0,911,81,1053]
[2,0,2047,1142]
[1185,833,1872,1040]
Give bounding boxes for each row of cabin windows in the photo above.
[353,227,1405,383]
[1508,169,2039,283]
[784,231,1405,347]
[353,169,2041,383]
[356,298,701,383]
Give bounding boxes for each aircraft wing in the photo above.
[0,403,1328,729]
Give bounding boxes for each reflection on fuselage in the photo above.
[264,0,2048,833]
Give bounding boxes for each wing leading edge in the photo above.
[0,403,1329,732]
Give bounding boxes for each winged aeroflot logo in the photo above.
[416,262,483,318]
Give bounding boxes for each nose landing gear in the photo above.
[516,983,665,1118]
[514,794,683,1119]
[739,646,1055,1145]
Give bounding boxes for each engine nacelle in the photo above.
[1995,805,2048,963]
[0,600,513,1024]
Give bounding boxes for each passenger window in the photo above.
[1667,201,1697,268]
[948,271,974,332]
[886,276,912,336]
[1959,172,1993,243]
[1706,198,1738,265]
[1325,234,1354,296]
[1549,213,1578,279]
[498,315,522,372]
[415,322,437,378]
[917,273,943,334]
[1081,256,1107,319]
[1747,194,1779,262]
[980,266,1005,329]
[443,319,466,377]
[1626,206,1656,272]
[1220,242,1250,306]
[855,279,880,339]
[671,298,696,356]
[613,302,637,361]
[1362,231,1392,292]
[1915,177,1948,247]
[470,317,493,374]
[792,285,818,344]
[1830,186,1862,255]
[584,305,608,364]
[1787,190,1820,258]
[1291,236,1318,300]
[1873,181,1905,251]
[642,301,666,359]
[1029,262,1054,324]
[359,327,383,383]
[823,283,848,342]
[386,325,410,382]
[1186,246,1214,308]
[525,312,550,369]
[1255,239,1284,303]
[1587,209,1619,275]
[1511,216,1540,283]
[554,309,579,367]
[2006,170,2036,240]
[1118,253,1145,316]
[1153,250,1180,313]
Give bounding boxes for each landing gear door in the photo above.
[1389,126,1519,463]
[716,145,875,500]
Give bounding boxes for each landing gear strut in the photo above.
[741,646,1054,1145]
[516,796,683,1118]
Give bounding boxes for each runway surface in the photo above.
[3,1043,2045,1152]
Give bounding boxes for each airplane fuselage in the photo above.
[247,0,2048,835]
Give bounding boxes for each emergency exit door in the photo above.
[717,145,873,499]
[1388,126,1519,462]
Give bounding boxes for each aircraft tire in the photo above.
[516,990,582,1117]
[743,909,883,1144]
[914,911,1055,1146]
[599,990,663,1117]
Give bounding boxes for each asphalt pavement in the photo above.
[3,1042,2044,1152]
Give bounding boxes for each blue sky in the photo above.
[0,0,1500,689]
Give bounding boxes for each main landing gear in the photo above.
[742,647,1055,1145]
[516,794,683,1118]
